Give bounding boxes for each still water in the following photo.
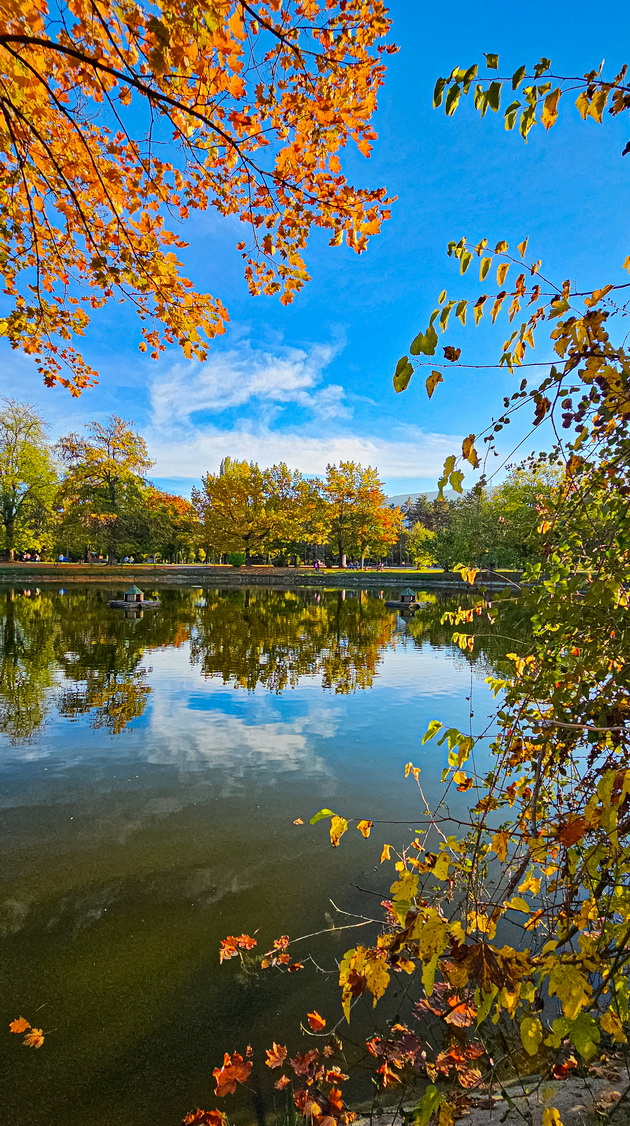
[0,585,506,1126]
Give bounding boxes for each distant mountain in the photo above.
[388,485,498,507]
[387,490,454,507]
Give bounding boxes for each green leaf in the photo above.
[456,299,467,325]
[520,1015,544,1057]
[480,256,492,281]
[462,64,478,93]
[443,455,456,475]
[422,719,443,745]
[476,985,498,1025]
[487,81,501,112]
[393,357,414,393]
[310,808,335,825]
[445,83,461,116]
[450,470,464,493]
[422,953,439,997]
[484,53,499,70]
[569,1012,600,1061]
[533,57,551,78]
[414,1086,444,1126]
[520,105,536,139]
[504,100,521,130]
[410,324,438,356]
[433,76,448,107]
[459,250,473,274]
[512,65,527,90]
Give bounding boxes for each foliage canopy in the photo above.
[0,0,393,390]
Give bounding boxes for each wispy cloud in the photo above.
[150,340,351,427]
[147,420,462,480]
[147,338,464,482]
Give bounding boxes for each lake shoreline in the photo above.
[0,563,522,589]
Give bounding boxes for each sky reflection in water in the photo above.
[0,585,502,1126]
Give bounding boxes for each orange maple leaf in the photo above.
[306,1011,327,1031]
[183,1110,227,1126]
[23,1028,45,1048]
[213,1051,253,1096]
[275,1074,291,1090]
[9,1017,30,1034]
[265,1043,288,1069]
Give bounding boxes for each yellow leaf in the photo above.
[600,1011,627,1043]
[497,262,509,286]
[520,1014,543,1056]
[363,950,390,1005]
[542,1109,563,1126]
[390,870,419,916]
[9,1017,30,1034]
[587,88,608,123]
[517,237,529,258]
[547,964,592,1020]
[380,843,391,863]
[491,830,510,862]
[330,816,348,847]
[356,819,373,838]
[410,913,449,961]
[426,370,443,399]
[575,91,590,119]
[541,88,561,130]
[462,434,479,467]
[432,852,450,880]
[504,896,530,914]
[422,952,439,996]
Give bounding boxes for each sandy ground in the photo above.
[354,1059,630,1126]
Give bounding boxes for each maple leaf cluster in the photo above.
[0,0,395,391]
[218,932,258,962]
[9,1016,45,1048]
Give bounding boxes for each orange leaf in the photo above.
[557,817,587,847]
[307,1011,327,1031]
[356,819,373,838]
[9,1017,30,1034]
[266,1043,288,1069]
[23,1028,45,1048]
[213,1051,253,1096]
[380,843,392,863]
[275,1075,291,1089]
[183,1111,228,1126]
[293,818,304,825]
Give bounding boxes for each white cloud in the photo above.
[146,337,467,482]
[147,420,462,480]
[150,340,350,427]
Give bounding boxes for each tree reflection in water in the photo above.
[0,585,530,744]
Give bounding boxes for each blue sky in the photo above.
[1,0,629,498]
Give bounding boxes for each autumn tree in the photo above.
[0,398,58,560]
[405,521,436,567]
[57,415,153,562]
[143,488,201,562]
[323,461,401,565]
[0,0,393,391]
[193,457,307,564]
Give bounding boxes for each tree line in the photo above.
[0,400,403,566]
[401,460,563,570]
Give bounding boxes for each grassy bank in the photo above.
[0,563,523,588]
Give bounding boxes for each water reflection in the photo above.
[0,584,522,1126]
[0,585,528,744]
[0,587,407,742]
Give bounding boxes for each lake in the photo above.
[0,584,505,1126]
